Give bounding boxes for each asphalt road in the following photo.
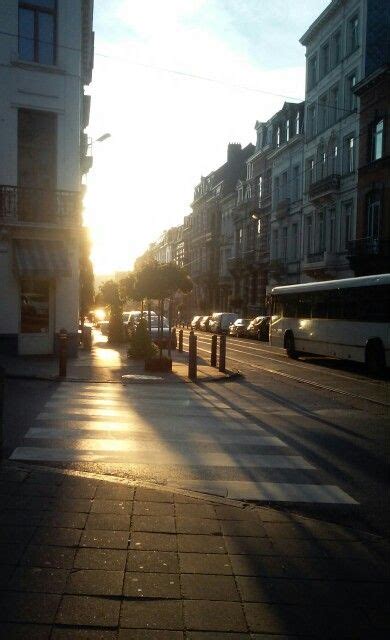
[4,332,390,539]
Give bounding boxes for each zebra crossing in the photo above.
[10,381,357,504]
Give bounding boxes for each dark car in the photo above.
[229,318,251,338]
[191,315,203,330]
[199,315,212,331]
[149,317,177,349]
[247,316,270,341]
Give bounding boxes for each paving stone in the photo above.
[174,494,203,504]
[0,623,52,639]
[0,543,27,565]
[130,532,177,552]
[20,545,76,569]
[179,553,233,575]
[40,512,87,529]
[175,504,216,519]
[23,471,62,485]
[66,569,124,595]
[90,499,132,514]
[229,555,287,577]
[52,629,117,640]
[48,498,92,513]
[181,574,240,601]
[0,592,60,623]
[258,509,304,523]
[17,483,59,497]
[270,538,330,558]
[186,634,251,640]
[0,510,42,527]
[262,522,317,540]
[214,506,260,521]
[134,501,175,516]
[119,631,183,640]
[135,488,174,503]
[57,484,97,499]
[0,525,35,545]
[30,527,82,548]
[176,518,221,535]
[74,548,127,571]
[123,571,180,598]
[132,515,176,533]
[9,496,52,511]
[220,521,266,538]
[224,537,275,556]
[120,599,183,629]
[177,534,226,554]
[127,550,179,573]
[95,484,135,500]
[80,530,129,549]
[85,513,131,531]
[184,600,247,632]
[7,567,69,593]
[56,594,120,627]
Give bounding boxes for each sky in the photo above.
[85,0,331,275]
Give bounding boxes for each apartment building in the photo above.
[300,0,388,282]
[0,0,94,355]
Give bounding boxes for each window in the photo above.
[276,126,281,148]
[347,14,359,54]
[237,185,243,203]
[291,223,298,259]
[366,194,380,239]
[245,185,252,201]
[295,111,300,135]
[317,211,326,252]
[305,215,313,254]
[292,165,300,201]
[345,72,357,111]
[320,42,330,78]
[372,119,384,161]
[272,229,279,259]
[329,84,339,124]
[344,135,355,173]
[274,176,280,204]
[329,207,336,252]
[342,202,353,248]
[19,1,56,65]
[281,227,288,263]
[308,55,317,90]
[306,158,315,190]
[319,93,328,131]
[286,119,290,142]
[257,218,261,235]
[332,30,341,66]
[329,141,338,174]
[21,279,50,333]
[282,172,288,200]
[307,104,316,138]
[247,162,253,179]
[258,175,263,201]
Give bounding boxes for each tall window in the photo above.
[19,1,56,65]
[345,72,357,111]
[276,126,281,148]
[317,211,326,252]
[307,104,316,138]
[347,14,359,54]
[281,227,288,263]
[306,158,315,189]
[286,119,290,142]
[291,223,298,259]
[332,30,341,66]
[274,176,280,204]
[329,141,338,174]
[366,194,380,239]
[247,162,253,179]
[344,135,355,173]
[320,43,330,78]
[319,93,328,131]
[305,216,313,254]
[258,175,263,202]
[342,202,353,248]
[282,172,288,200]
[329,207,336,252]
[272,229,279,259]
[308,55,317,89]
[329,84,339,124]
[292,165,300,201]
[372,119,384,161]
[295,111,300,135]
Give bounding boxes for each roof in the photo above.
[272,274,390,295]
[300,0,342,46]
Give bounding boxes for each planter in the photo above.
[145,357,172,372]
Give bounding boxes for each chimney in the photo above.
[227,143,242,164]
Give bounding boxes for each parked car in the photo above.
[99,320,110,336]
[199,315,212,331]
[229,318,251,338]
[209,312,239,334]
[247,315,270,341]
[123,310,157,336]
[191,315,203,330]
[149,316,177,349]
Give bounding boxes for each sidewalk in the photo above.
[0,462,388,639]
[0,334,238,384]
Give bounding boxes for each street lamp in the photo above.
[95,133,111,143]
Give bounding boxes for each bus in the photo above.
[270,274,390,373]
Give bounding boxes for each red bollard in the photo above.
[59,328,68,378]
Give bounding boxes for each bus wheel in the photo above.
[365,341,385,376]
[285,332,297,359]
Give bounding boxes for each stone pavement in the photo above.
[0,334,237,384]
[0,462,388,639]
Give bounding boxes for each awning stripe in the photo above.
[14,239,71,277]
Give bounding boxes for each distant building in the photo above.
[0,0,94,355]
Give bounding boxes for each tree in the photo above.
[98,280,124,343]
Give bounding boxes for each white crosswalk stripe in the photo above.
[10,382,357,504]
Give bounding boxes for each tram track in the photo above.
[181,331,390,409]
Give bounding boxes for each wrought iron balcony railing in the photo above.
[308,174,340,201]
[0,185,81,224]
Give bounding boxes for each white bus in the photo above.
[270,274,390,373]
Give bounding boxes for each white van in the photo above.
[209,312,239,334]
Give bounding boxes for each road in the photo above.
[5,331,390,538]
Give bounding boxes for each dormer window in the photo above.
[276,126,281,148]
[247,162,253,179]
[286,119,290,142]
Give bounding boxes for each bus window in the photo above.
[283,294,297,318]
[327,290,343,319]
[298,293,312,318]
[272,296,283,318]
[311,292,328,319]
[342,288,361,320]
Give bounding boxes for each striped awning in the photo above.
[14,239,71,277]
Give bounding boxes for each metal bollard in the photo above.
[178,329,183,352]
[219,334,226,373]
[188,330,197,381]
[210,334,217,367]
[0,366,4,458]
[83,325,92,351]
[59,328,68,378]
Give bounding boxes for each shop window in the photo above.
[20,279,50,333]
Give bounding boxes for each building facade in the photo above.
[0,0,94,355]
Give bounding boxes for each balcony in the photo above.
[303,250,346,276]
[275,198,290,218]
[308,174,340,203]
[0,186,81,225]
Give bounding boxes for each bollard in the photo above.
[83,325,92,351]
[59,328,68,378]
[178,329,183,352]
[0,366,4,458]
[210,334,217,367]
[219,333,226,373]
[188,330,197,381]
